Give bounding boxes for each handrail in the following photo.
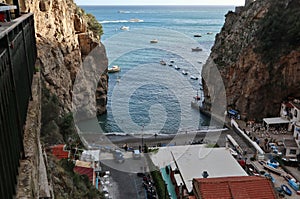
[0,5,17,12]
[0,13,33,39]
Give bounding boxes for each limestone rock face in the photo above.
[20,0,108,117]
[202,0,300,120]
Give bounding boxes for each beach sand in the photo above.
[80,128,256,155]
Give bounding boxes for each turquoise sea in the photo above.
[78,6,235,135]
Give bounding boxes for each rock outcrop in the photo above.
[20,0,108,117]
[202,0,300,120]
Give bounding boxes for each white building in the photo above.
[280,99,300,159]
[150,145,248,194]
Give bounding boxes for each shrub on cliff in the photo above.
[85,13,103,37]
[255,0,300,64]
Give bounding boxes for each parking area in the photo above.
[99,150,151,199]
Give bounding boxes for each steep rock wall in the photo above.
[20,0,108,117]
[202,0,300,120]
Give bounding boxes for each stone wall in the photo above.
[16,73,53,198]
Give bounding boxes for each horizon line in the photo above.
[76,4,242,6]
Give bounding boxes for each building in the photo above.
[280,99,300,131]
[192,176,277,199]
[49,144,70,159]
[150,145,248,197]
[280,99,300,160]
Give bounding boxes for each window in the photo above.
[294,109,298,118]
[290,149,297,155]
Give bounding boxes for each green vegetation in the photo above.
[56,159,105,199]
[150,169,170,199]
[85,13,104,37]
[255,0,300,64]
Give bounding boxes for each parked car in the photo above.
[132,150,141,159]
[114,150,125,163]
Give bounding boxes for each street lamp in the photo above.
[141,125,144,152]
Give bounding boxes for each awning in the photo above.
[263,117,290,125]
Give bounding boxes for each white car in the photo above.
[132,150,141,159]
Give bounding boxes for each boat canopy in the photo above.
[263,117,290,125]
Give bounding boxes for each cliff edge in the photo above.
[20,0,108,117]
[202,0,300,120]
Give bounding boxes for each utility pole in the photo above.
[141,125,144,152]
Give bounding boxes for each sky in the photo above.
[74,0,245,6]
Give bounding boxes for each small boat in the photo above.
[160,60,166,65]
[168,64,173,67]
[150,39,158,43]
[174,65,180,70]
[108,65,121,73]
[170,60,175,63]
[285,174,300,193]
[263,163,284,176]
[192,47,202,52]
[267,159,279,168]
[207,32,213,35]
[190,75,198,80]
[182,70,188,75]
[120,26,129,31]
[129,18,144,22]
[264,173,275,183]
[118,10,130,13]
[281,184,292,196]
[194,34,202,37]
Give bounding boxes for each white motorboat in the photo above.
[190,75,198,80]
[150,39,158,43]
[108,65,121,73]
[120,26,129,31]
[174,65,180,70]
[182,70,188,75]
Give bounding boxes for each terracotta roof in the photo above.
[193,176,277,199]
[74,166,94,182]
[50,144,69,159]
[285,102,294,108]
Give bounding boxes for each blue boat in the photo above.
[281,184,292,196]
[288,179,300,191]
[264,173,275,183]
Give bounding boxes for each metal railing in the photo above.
[0,13,36,199]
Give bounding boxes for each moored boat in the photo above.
[150,39,158,43]
[194,34,202,37]
[120,26,129,30]
[174,65,180,70]
[190,75,198,80]
[281,184,292,196]
[285,174,300,193]
[108,65,121,73]
[192,47,202,52]
[160,60,166,65]
[182,70,188,75]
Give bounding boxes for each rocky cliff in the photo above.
[19,0,108,118]
[202,0,300,120]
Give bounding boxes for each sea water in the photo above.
[77,5,235,135]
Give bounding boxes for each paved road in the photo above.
[100,152,148,199]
